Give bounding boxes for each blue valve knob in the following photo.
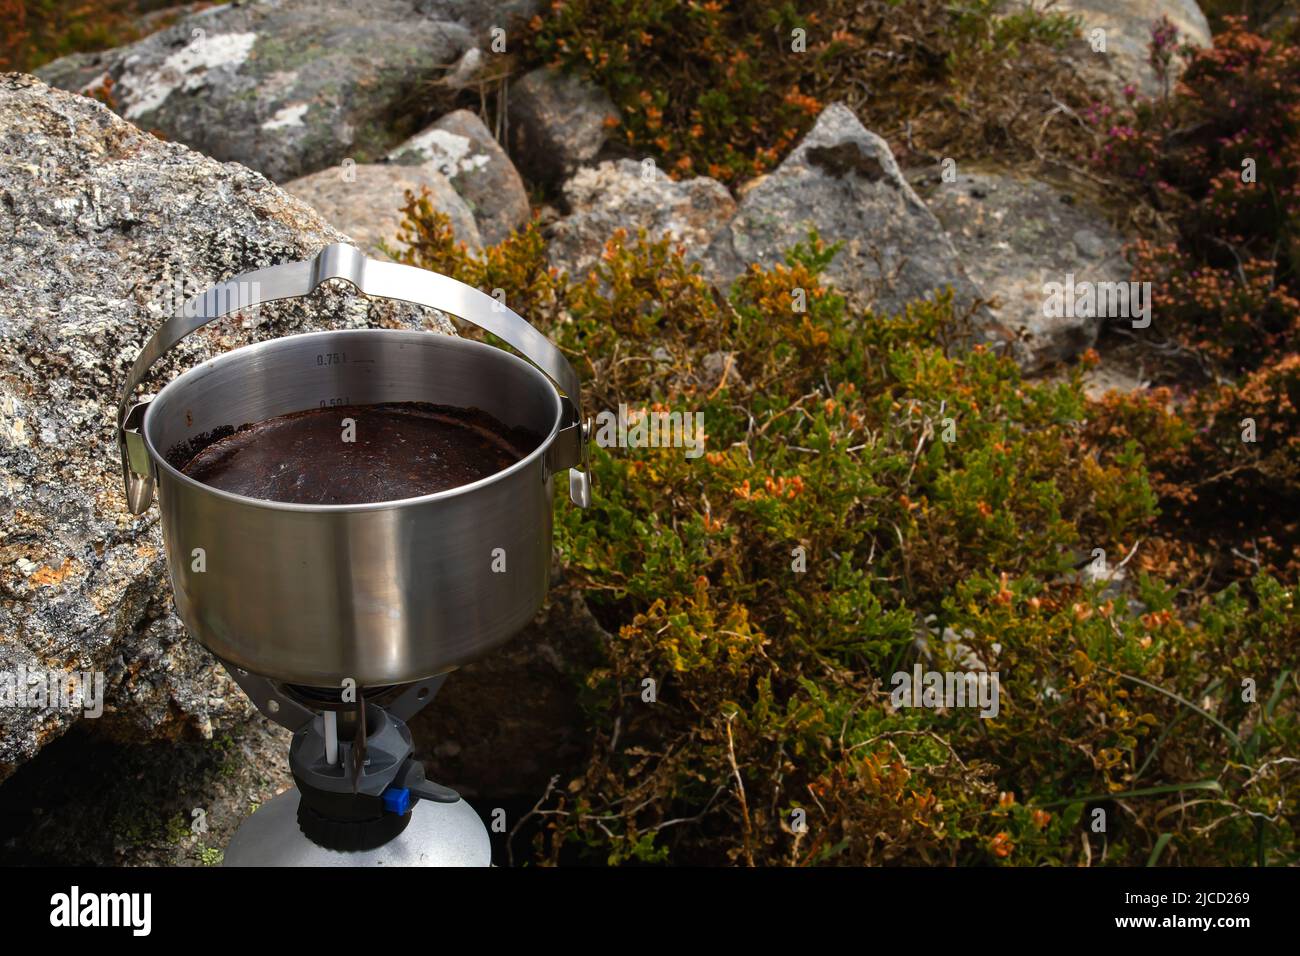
[381,786,411,816]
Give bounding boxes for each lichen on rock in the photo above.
[704,104,1003,342]
[0,74,448,782]
[388,109,530,245]
[35,0,537,182]
[548,159,735,280]
[922,166,1131,369]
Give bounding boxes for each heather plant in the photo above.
[1199,0,1296,32]
[392,196,1299,865]
[1087,17,1300,591]
[1092,17,1300,370]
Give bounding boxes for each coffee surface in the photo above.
[179,402,539,504]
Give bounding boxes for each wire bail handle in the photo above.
[116,243,591,513]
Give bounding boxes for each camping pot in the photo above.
[116,243,590,688]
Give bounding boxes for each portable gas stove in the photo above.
[115,244,591,866]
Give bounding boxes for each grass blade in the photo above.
[1033,779,1222,809]
[1146,832,1174,866]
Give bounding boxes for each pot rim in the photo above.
[142,327,565,514]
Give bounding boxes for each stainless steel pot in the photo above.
[116,244,590,688]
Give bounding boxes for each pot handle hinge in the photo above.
[119,401,155,515]
[548,411,592,509]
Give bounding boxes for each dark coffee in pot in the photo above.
[177,402,541,505]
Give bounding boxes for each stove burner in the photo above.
[222,665,486,865]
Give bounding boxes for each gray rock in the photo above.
[704,104,989,323]
[548,160,735,279]
[1011,0,1212,99]
[36,0,534,183]
[283,161,481,256]
[389,109,529,245]
[0,705,293,866]
[507,67,618,186]
[922,168,1131,369]
[0,75,450,782]
[700,351,743,392]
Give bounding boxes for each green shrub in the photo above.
[521,0,1093,184]
[0,1,192,74]
[1089,355,1300,584]
[393,194,1300,865]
